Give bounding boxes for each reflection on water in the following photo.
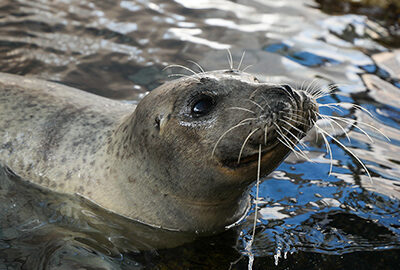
[0,0,399,269]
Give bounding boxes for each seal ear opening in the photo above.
[155,115,162,131]
[155,114,169,134]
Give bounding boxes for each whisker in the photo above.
[318,104,344,113]
[211,122,248,158]
[316,125,373,182]
[283,115,309,126]
[245,144,262,270]
[279,119,306,136]
[313,85,339,99]
[309,80,338,100]
[323,115,375,143]
[226,48,233,70]
[300,80,306,91]
[167,74,197,80]
[227,107,256,114]
[317,112,343,135]
[331,115,389,141]
[260,95,272,111]
[237,50,246,71]
[238,128,260,164]
[280,126,312,162]
[274,123,302,158]
[313,87,328,100]
[264,125,268,145]
[317,114,351,143]
[254,144,262,238]
[321,102,373,117]
[186,60,205,74]
[305,78,320,97]
[277,137,296,154]
[281,125,307,148]
[275,124,312,161]
[279,84,297,104]
[312,81,333,98]
[239,117,258,124]
[314,122,334,174]
[242,64,253,72]
[246,99,265,112]
[163,64,200,78]
[249,87,263,101]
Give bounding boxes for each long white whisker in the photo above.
[277,137,296,154]
[283,115,309,126]
[317,114,351,143]
[280,127,312,162]
[321,102,373,117]
[227,49,233,70]
[323,115,375,143]
[317,126,373,182]
[167,74,198,80]
[331,115,389,141]
[314,122,334,175]
[242,64,253,72]
[245,144,262,270]
[276,124,312,161]
[227,107,256,114]
[318,112,344,136]
[274,123,301,158]
[239,117,258,124]
[313,84,340,99]
[186,60,205,73]
[163,64,200,78]
[314,85,338,99]
[264,125,268,145]
[237,50,246,71]
[281,125,307,148]
[318,104,344,113]
[212,122,248,158]
[246,99,265,112]
[305,78,320,97]
[279,119,306,136]
[300,80,306,91]
[260,95,272,111]
[238,128,260,164]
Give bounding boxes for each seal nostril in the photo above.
[281,84,295,97]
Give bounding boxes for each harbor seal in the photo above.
[0,70,317,232]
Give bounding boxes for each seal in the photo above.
[0,70,317,233]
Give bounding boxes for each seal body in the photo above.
[0,70,317,232]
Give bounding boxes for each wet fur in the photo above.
[0,71,317,233]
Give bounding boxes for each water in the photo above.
[0,0,399,269]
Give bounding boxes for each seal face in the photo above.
[0,70,317,233]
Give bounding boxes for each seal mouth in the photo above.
[220,125,306,169]
[221,141,281,169]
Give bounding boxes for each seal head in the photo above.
[107,70,317,232]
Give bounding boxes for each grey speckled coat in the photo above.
[0,71,316,233]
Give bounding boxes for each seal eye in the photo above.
[191,96,214,117]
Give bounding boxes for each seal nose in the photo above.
[280,84,302,102]
[281,84,294,97]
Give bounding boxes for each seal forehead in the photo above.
[198,70,259,85]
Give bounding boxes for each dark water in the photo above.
[0,0,400,269]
